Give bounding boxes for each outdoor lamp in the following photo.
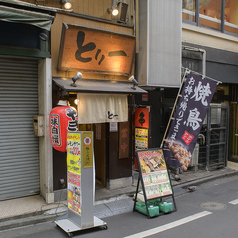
[129,75,138,90]
[70,72,82,87]
[61,0,72,10]
[74,99,79,105]
[107,0,119,16]
[39,30,49,41]
[107,6,119,16]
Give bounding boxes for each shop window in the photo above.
[224,0,238,34]
[199,0,222,31]
[182,0,238,35]
[212,85,231,101]
[183,0,196,23]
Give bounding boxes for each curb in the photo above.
[0,170,237,232]
[0,213,59,231]
[175,170,238,189]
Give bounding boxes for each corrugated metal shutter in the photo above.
[0,56,39,201]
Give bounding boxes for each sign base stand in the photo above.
[133,174,177,219]
[55,215,107,237]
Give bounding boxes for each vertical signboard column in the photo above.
[67,132,94,228]
[55,131,106,235]
[81,132,94,228]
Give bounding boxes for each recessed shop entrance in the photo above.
[78,123,107,187]
[93,123,106,187]
[230,102,238,161]
[52,78,147,192]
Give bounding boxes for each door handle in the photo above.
[235,134,238,136]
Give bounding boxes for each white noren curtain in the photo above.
[77,93,128,124]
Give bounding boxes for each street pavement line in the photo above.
[229,199,238,205]
[124,211,212,238]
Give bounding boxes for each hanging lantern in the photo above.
[49,100,78,152]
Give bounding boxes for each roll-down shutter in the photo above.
[0,56,39,201]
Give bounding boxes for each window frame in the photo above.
[182,0,238,37]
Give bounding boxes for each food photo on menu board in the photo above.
[138,150,166,173]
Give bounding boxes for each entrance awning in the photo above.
[53,78,148,94]
[0,5,55,31]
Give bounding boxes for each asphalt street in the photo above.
[1,175,238,238]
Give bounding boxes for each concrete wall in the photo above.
[182,23,238,53]
[137,0,182,88]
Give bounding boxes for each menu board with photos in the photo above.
[136,149,173,199]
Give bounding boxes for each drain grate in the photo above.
[201,202,226,211]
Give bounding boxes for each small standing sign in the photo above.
[134,148,176,218]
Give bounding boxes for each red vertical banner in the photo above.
[134,107,150,170]
[135,107,149,128]
[119,122,130,159]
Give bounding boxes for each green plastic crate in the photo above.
[135,201,160,217]
[158,201,173,213]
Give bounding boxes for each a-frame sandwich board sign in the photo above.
[133,148,177,219]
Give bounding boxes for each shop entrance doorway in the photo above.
[78,123,106,188]
[198,103,229,170]
[93,123,106,187]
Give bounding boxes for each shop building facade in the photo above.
[135,0,238,171]
[49,1,145,198]
[1,0,238,203]
[181,0,238,166]
[0,0,141,203]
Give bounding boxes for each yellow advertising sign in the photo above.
[82,132,93,168]
[67,133,81,174]
[135,128,148,137]
[135,128,149,149]
[67,132,82,216]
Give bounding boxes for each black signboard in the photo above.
[163,73,217,171]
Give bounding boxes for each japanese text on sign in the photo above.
[164,73,217,171]
[67,132,82,216]
[58,25,136,75]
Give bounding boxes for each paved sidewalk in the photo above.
[0,161,237,231]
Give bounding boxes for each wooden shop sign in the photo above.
[58,24,135,75]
